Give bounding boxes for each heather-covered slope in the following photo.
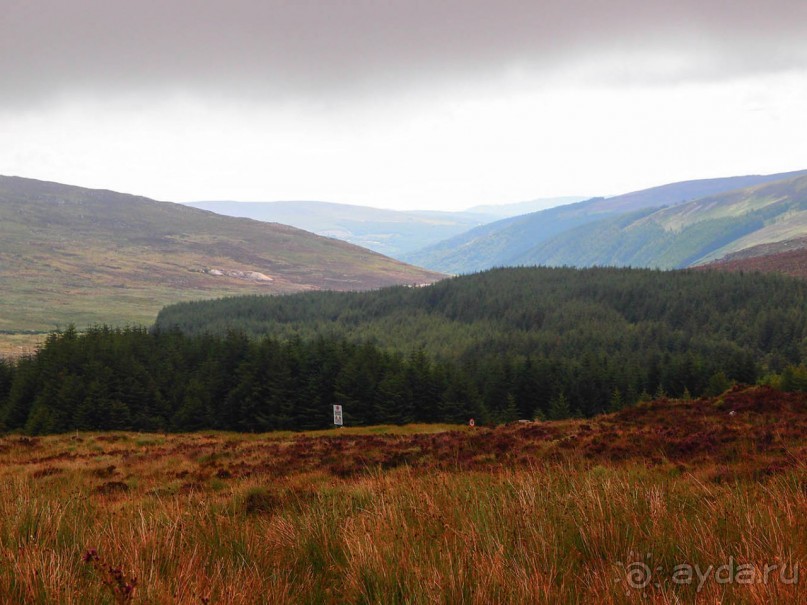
[0,176,443,334]
[699,236,807,280]
[0,387,804,602]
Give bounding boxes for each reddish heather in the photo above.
[8,386,804,489]
[701,242,807,280]
[58,386,807,485]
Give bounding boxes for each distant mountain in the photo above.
[185,200,493,258]
[583,170,807,213]
[698,236,807,280]
[465,196,589,218]
[402,199,610,274]
[405,169,807,273]
[0,176,443,333]
[518,172,807,269]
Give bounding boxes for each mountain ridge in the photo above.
[518,173,807,269]
[465,196,589,217]
[405,169,807,273]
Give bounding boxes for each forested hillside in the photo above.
[3,267,807,434]
[401,199,611,274]
[156,267,807,367]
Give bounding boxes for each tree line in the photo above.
[2,267,807,434]
[0,326,485,434]
[0,326,802,435]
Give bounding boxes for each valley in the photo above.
[185,200,495,258]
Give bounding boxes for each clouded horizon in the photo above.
[2,0,806,210]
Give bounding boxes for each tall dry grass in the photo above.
[0,429,802,603]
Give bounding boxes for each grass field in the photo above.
[0,387,804,603]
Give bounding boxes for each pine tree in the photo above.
[376,371,410,425]
[172,377,212,430]
[499,394,519,424]
[439,370,482,424]
[608,388,625,413]
[547,393,572,420]
[703,371,730,397]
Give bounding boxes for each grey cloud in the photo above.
[2,0,806,105]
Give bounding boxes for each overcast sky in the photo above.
[2,0,806,211]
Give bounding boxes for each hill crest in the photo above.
[404,169,807,273]
[0,175,444,333]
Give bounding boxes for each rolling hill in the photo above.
[404,169,807,273]
[185,200,494,258]
[464,196,589,218]
[518,172,807,269]
[0,176,444,335]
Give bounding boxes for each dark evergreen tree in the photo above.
[547,392,572,420]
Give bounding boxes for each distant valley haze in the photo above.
[183,196,590,257]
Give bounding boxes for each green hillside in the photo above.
[402,199,609,274]
[406,169,807,273]
[0,176,443,337]
[520,173,807,269]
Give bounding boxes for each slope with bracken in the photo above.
[698,236,807,280]
[0,176,443,336]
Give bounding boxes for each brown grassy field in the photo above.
[704,247,807,280]
[0,333,44,360]
[0,386,804,603]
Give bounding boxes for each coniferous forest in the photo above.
[2,267,807,434]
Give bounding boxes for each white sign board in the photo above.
[333,404,343,426]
